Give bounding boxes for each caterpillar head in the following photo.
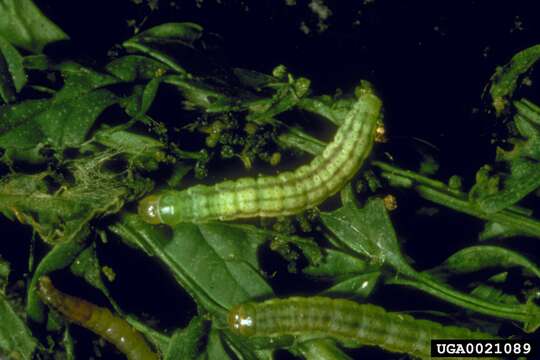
[228,303,257,336]
[138,195,162,225]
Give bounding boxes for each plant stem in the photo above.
[387,273,540,332]
[372,161,540,238]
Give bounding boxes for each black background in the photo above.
[3,1,540,359]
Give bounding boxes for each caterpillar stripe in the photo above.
[138,91,382,225]
[38,276,159,360]
[228,297,497,360]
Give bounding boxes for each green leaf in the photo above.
[270,234,322,270]
[0,155,151,243]
[168,222,272,309]
[0,98,48,161]
[470,284,520,306]
[489,44,540,115]
[93,127,164,153]
[166,162,193,188]
[165,316,205,360]
[0,100,49,162]
[473,159,540,214]
[0,0,68,53]
[123,23,204,74]
[0,256,9,293]
[56,62,120,99]
[204,327,247,360]
[140,77,161,115]
[92,126,167,170]
[22,54,50,70]
[125,315,170,355]
[0,293,37,359]
[219,329,276,360]
[164,75,237,112]
[0,35,26,103]
[468,98,540,214]
[479,221,525,241]
[45,89,118,147]
[0,55,15,102]
[0,36,25,92]
[130,22,203,46]
[322,272,380,299]
[298,96,355,126]
[26,239,87,323]
[303,248,369,279]
[0,64,121,162]
[233,68,276,91]
[430,245,540,279]
[62,327,76,360]
[321,198,415,276]
[69,245,120,312]
[106,55,169,81]
[110,214,273,317]
[514,98,540,126]
[508,98,540,159]
[246,76,311,123]
[203,328,230,360]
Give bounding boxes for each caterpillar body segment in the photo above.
[228,297,498,360]
[38,276,159,360]
[139,92,382,225]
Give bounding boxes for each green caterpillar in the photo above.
[228,297,497,360]
[138,91,382,225]
[38,276,159,360]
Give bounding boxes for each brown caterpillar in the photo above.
[228,297,498,360]
[138,90,382,225]
[38,276,159,360]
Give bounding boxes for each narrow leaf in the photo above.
[131,22,203,46]
[431,245,540,279]
[165,316,206,360]
[0,35,25,91]
[322,272,380,299]
[0,293,37,359]
[26,240,87,323]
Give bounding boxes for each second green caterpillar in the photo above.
[229,297,498,360]
[139,91,382,225]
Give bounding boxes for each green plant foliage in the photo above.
[0,63,123,163]
[110,214,273,316]
[469,97,540,214]
[123,22,204,74]
[0,4,539,360]
[432,245,540,279]
[0,154,152,244]
[0,293,37,359]
[321,198,415,275]
[0,0,68,53]
[489,44,540,115]
[0,35,26,103]
[164,317,205,360]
